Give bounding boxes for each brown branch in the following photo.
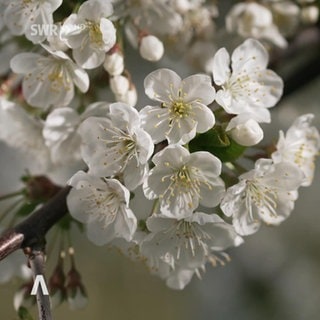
[0,230,24,260]
[0,185,71,262]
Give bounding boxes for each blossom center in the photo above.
[86,21,103,47]
[173,220,210,257]
[85,188,120,227]
[47,64,72,92]
[160,163,212,208]
[100,125,138,168]
[246,180,278,217]
[170,100,191,118]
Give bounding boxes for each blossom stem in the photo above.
[0,189,24,201]
[151,199,160,216]
[0,197,24,224]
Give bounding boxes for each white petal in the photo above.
[182,74,215,105]
[188,152,222,177]
[144,68,181,102]
[215,89,233,112]
[152,145,190,168]
[231,39,269,72]
[199,177,225,208]
[123,158,147,190]
[166,118,197,145]
[166,268,195,290]
[100,18,116,51]
[212,48,231,86]
[68,62,90,92]
[10,53,42,74]
[191,102,215,133]
[134,128,154,164]
[73,46,105,69]
[140,105,170,143]
[78,117,122,176]
[143,168,172,200]
[110,102,140,130]
[78,0,113,21]
[233,200,261,236]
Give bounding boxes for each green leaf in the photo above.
[189,126,230,151]
[189,126,246,162]
[17,307,34,320]
[16,202,39,217]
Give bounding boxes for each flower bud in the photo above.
[228,118,264,146]
[66,267,87,310]
[24,175,61,202]
[301,6,319,24]
[115,86,138,107]
[49,257,66,308]
[103,52,124,76]
[139,35,164,62]
[110,75,130,95]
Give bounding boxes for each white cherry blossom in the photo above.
[272,114,320,187]
[0,97,51,171]
[221,159,305,236]
[268,1,300,36]
[3,0,62,43]
[43,102,109,165]
[140,68,215,145]
[226,2,287,48]
[67,171,137,245]
[141,212,243,289]
[60,0,116,69]
[212,39,283,123]
[10,45,89,109]
[78,102,154,190]
[120,0,183,37]
[143,145,225,219]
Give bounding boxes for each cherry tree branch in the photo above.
[0,186,71,262]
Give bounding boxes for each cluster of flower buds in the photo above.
[49,249,87,310]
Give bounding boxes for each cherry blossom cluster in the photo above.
[0,0,319,300]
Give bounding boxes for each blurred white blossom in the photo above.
[226,2,287,48]
[10,45,89,109]
[3,0,62,43]
[272,114,320,187]
[60,0,116,69]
